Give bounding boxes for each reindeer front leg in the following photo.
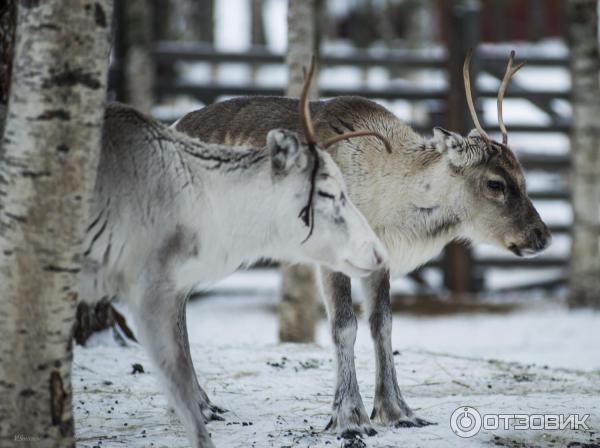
[319,267,376,439]
[130,279,219,448]
[361,269,434,428]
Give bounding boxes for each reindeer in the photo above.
[80,94,390,448]
[174,51,552,439]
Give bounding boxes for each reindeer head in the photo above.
[432,50,551,257]
[266,57,390,276]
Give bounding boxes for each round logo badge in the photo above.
[450,406,482,438]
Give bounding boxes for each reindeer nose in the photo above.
[532,226,551,251]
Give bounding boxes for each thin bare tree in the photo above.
[567,0,600,308]
[122,0,155,113]
[0,0,113,445]
[251,0,266,46]
[279,0,321,342]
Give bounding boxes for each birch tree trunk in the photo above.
[567,0,600,309]
[0,0,113,445]
[279,0,320,343]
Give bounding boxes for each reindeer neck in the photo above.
[179,147,304,269]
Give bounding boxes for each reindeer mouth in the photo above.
[508,244,523,257]
[508,244,541,258]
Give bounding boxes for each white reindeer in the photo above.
[174,52,552,439]
[80,90,389,447]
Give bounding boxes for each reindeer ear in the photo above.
[432,127,462,152]
[432,126,487,167]
[267,129,306,174]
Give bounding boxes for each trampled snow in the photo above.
[75,273,600,447]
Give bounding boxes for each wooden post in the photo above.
[440,0,481,295]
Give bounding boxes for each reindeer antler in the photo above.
[298,57,392,153]
[297,57,392,241]
[463,49,491,146]
[299,56,318,145]
[497,50,527,145]
[297,56,319,236]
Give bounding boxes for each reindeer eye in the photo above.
[487,180,505,192]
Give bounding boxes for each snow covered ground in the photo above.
[74,271,600,448]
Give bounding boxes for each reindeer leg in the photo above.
[361,269,434,428]
[319,267,376,439]
[176,294,227,421]
[130,279,216,448]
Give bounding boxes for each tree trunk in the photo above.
[0,0,112,445]
[567,0,600,308]
[185,0,214,43]
[122,0,154,113]
[164,0,214,43]
[285,0,319,99]
[279,0,320,343]
[251,0,266,46]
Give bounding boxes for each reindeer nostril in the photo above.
[532,227,549,250]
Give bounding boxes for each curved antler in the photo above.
[497,50,527,145]
[296,55,393,241]
[299,55,318,145]
[323,130,392,153]
[298,56,392,152]
[463,48,491,145]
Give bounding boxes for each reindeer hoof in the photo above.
[341,433,367,448]
[201,403,228,423]
[326,400,377,439]
[393,417,435,428]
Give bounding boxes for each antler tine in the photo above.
[463,48,490,145]
[323,130,392,153]
[497,50,527,145]
[299,55,317,145]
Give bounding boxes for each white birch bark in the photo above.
[568,0,600,308]
[285,0,319,99]
[0,0,112,445]
[279,0,320,342]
